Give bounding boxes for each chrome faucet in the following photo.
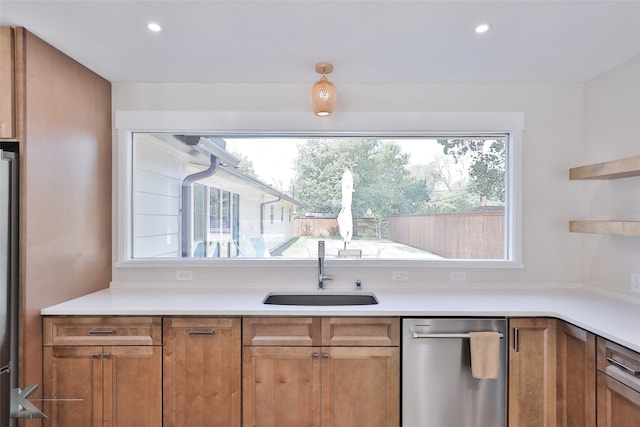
[318,240,333,289]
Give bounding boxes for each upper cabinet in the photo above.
[0,27,15,139]
[569,155,640,237]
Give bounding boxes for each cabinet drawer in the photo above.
[243,317,321,346]
[322,317,399,346]
[43,317,162,346]
[597,337,640,393]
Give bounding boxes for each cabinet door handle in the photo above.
[312,353,320,360]
[607,357,640,376]
[188,330,215,336]
[88,329,115,335]
[322,354,330,360]
[513,327,520,353]
[91,354,101,359]
[102,354,110,359]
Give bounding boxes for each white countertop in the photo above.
[41,284,640,353]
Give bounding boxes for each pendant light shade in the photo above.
[311,63,337,117]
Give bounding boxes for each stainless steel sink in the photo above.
[262,292,378,306]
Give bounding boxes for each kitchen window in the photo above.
[117,111,523,267]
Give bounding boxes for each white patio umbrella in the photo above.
[336,170,354,248]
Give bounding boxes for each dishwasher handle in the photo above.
[411,332,505,339]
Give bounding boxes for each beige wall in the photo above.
[112,82,584,288]
[581,54,640,295]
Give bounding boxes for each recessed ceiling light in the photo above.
[475,23,491,34]
[147,22,162,32]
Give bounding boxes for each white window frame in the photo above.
[115,111,524,269]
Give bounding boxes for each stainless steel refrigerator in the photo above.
[1,143,19,427]
[0,143,46,423]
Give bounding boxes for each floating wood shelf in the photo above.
[569,221,640,237]
[569,155,640,180]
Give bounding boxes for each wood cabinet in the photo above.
[569,155,640,236]
[596,338,640,426]
[0,27,15,139]
[42,317,162,427]
[242,317,399,427]
[556,321,596,426]
[163,317,241,427]
[508,318,557,427]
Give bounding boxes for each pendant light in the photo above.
[311,62,337,117]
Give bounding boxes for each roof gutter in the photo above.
[260,197,281,235]
[181,155,219,257]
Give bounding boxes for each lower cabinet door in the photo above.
[43,345,162,427]
[508,318,557,427]
[163,317,241,427]
[43,346,103,427]
[556,321,596,426]
[322,347,399,427]
[104,346,162,427]
[243,346,322,427]
[597,371,640,426]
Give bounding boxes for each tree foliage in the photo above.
[437,138,506,205]
[229,150,257,176]
[292,139,431,218]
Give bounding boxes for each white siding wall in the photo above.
[261,201,296,252]
[133,135,183,257]
[132,135,297,259]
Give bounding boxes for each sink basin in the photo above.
[263,292,378,306]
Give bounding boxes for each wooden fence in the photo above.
[294,217,342,237]
[294,210,504,259]
[388,211,504,259]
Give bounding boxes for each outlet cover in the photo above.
[631,273,640,293]
[450,272,467,283]
[176,270,193,281]
[392,271,408,281]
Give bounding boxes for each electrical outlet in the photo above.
[631,273,640,293]
[176,270,193,281]
[392,271,408,281]
[450,272,467,283]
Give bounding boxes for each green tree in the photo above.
[292,138,431,218]
[437,138,506,206]
[229,150,257,176]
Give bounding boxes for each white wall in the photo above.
[112,82,585,288]
[581,54,640,295]
[133,134,183,257]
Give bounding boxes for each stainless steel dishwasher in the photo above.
[402,318,507,427]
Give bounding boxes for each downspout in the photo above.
[260,197,281,235]
[181,155,219,257]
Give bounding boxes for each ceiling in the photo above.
[1,0,640,85]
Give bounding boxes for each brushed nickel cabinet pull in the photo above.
[102,354,110,359]
[91,354,100,359]
[607,357,640,375]
[88,329,115,335]
[312,353,320,360]
[514,327,520,353]
[188,330,215,336]
[322,354,330,360]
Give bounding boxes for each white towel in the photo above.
[469,331,500,379]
